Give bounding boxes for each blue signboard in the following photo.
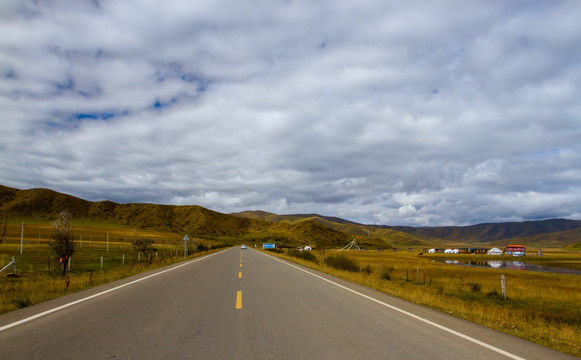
[263,243,276,249]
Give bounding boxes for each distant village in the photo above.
[424,245,530,256]
[284,244,535,257]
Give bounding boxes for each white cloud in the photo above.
[1,0,580,226]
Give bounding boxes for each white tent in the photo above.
[428,249,436,253]
[304,246,312,251]
[488,248,503,255]
[444,249,459,254]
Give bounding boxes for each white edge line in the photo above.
[0,250,226,333]
[259,251,527,360]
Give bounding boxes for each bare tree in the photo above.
[49,210,76,277]
[133,234,155,265]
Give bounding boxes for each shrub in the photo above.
[325,254,358,272]
[11,295,31,309]
[380,265,394,280]
[288,250,318,263]
[468,283,482,293]
[364,264,373,274]
[197,244,209,252]
[210,243,231,250]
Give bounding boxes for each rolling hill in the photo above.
[2,185,580,248]
[381,219,581,245]
[233,210,581,248]
[0,185,349,247]
[233,211,427,247]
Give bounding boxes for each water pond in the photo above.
[438,259,581,276]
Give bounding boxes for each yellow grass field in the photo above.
[0,220,224,314]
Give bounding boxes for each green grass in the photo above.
[565,243,581,251]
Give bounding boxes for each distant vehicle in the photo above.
[241,244,247,249]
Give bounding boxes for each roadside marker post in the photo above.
[183,235,189,259]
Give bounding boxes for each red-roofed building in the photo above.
[505,245,526,256]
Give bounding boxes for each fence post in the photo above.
[20,223,24,255]
[101,256,103,270]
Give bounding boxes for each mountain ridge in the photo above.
[0,185,351,246]
[232,210,581,247]
[2,185,579,248]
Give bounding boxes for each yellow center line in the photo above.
[238,271,242,278]
[235,291,242,309]
[239,263,242,268]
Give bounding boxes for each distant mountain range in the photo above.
[233,210,581,248]
[2,185,580,248]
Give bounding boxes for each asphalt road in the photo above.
[0,248,576,359]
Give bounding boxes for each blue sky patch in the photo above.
[71,111,127,121]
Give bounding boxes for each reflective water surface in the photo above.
[438,260,581,275]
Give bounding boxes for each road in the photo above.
[0,248,575,359]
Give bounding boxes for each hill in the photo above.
[233,210,581,248]
[381,219,581,245]
[233,211,432,247]
[3,185,579,248]
[0,186,349,247]
[233,211,357,225]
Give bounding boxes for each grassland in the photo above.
[0,219,227,314]
[2,214,580,357]
[266,248,581,358]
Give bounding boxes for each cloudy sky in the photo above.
[1,0,580,226]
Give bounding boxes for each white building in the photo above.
[487,248,503,255]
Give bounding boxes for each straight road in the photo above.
[0,248,575,359]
